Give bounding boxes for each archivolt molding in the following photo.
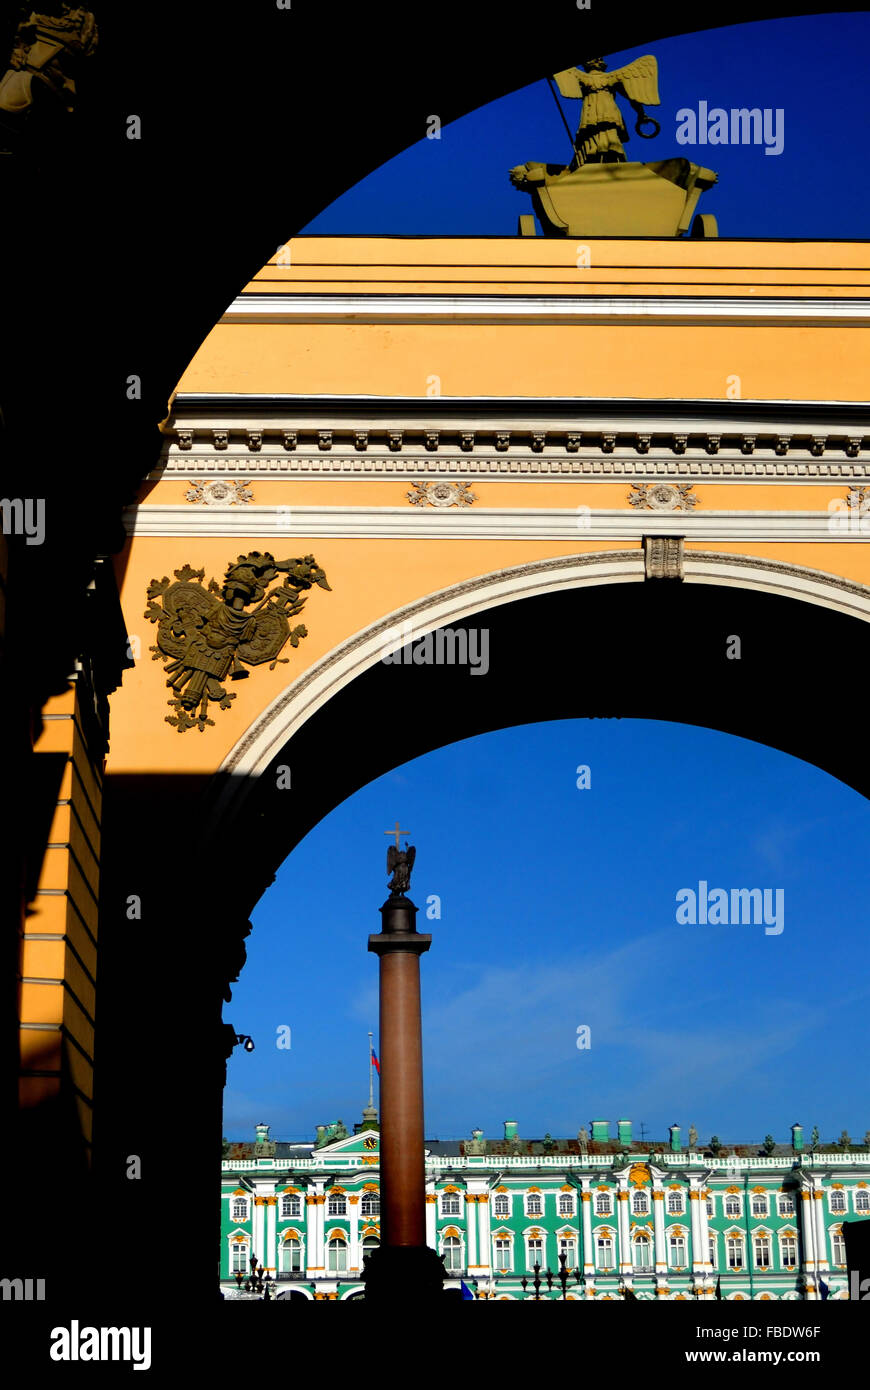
[207,549,870,829]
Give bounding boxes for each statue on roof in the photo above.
[509,52,718,240]
[387,841,416,897]
[553,56,661,167]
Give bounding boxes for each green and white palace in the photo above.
[220,1116,870,1300]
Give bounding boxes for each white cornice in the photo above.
[121,504,869,542]
[222,294,870,327]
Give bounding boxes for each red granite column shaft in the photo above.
[378,945,426,1246]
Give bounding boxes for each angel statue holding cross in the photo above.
[553,55,661,167]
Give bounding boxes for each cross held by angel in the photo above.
[553,55,661,167]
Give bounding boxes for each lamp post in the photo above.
[234,1254,274,1299]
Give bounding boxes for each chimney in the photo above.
[504,1120,518,1141]
[791,1122,804,1152]
[669,1123,681,1153]
[618,1118,632,1147]
[255,1123,270,1144]
[591,1119,610,1143]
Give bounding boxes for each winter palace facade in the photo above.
[220,1116,870,1300]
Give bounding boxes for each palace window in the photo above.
[855,1190,870,1213]
[708,1234,717,1270]
[724,1195,741,1218]
[831,1232,846,1266]
[780,1235,797,1266]
[442,1236,462,1271]
[777,1194,795,1217]
[441,1193,461,1217]
[493,1194,510,1218]
[595,1192,612,1216]
[327,1194,346,1216]
[231,1197,248,1222]
[668,1234,687,1269]
[727,1237,744,1270]
[559,1236,577,1269]
[327,1238,348,1273]
[361,1236,379,1262]
[667,1190,683,1215]
[830,1190,846,1213]
[231,1240,249,1274]
[706,1195,714,1218]
[527,1238,545,1270]
[751,1195,768,1218]
[493,1238,512,1271]
[281,1194,301,1219]
[632,1192,649,1216]
[632,1235,652,1271]
[360,1193,380,1218]
[281,1237,302,1273]
[596,1236,615,1271]
[754,1234,771,1267]
[526,1193,543,1216]
[558,1194,575,1217]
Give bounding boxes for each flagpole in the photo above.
[368,1030,374,1110]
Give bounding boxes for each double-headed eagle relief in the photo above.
[144,552,331,732]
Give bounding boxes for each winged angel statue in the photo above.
[387,842,416,897]
[552,55,661,167]
[144,551,331,732]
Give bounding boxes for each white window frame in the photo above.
[493,1193,511,1218]
[360,1192,380,1218]
[440,1191,462,1218]
[558,1193,575,1218]
[724,1194,741,1219]
[230,1195,249,1223]
[708,1233,717,1269]
[632,1234,653,1271]
[280,1234,304,1273]
[493,1236,512,1272]
[855,1189,870,1213]
[753,1232,772,1267]
[726,1236,744,1270]
[751,1194,768,1219]
[280,1193,301,1220]
[777,1193,795,1217]
[632,1191,649,1216]
[829,1189,847,1214]
[779,1233,798,1267]
[831,1231,846,1266]
[668,1233,687,1269]
[326,1236,348,1273]
[705,1195,715,1218]
[441,1234,464,1272]
[596,1235,615,1271]
[525,1192,543,1217]
[327,1194,347,1217]
[594,1191,612,1216]
[666,1190,684,1215]
[558,1235,577,1269]
[526,1236,546,1271]
[228,1236,250,1275]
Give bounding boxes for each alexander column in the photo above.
[362,824,445,1301]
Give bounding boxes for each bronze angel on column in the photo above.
[387,842,416,897]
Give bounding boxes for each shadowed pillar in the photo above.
[363,830,446,1300]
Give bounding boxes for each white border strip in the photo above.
[223,293,870,326]
[122,504,870,542]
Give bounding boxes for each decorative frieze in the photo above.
[406,481,477,508]
[628,483,697,511]
[154,453,870,482]
[185,479,254,506]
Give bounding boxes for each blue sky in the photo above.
[301,14,870,239]
[224,719,870,1147]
